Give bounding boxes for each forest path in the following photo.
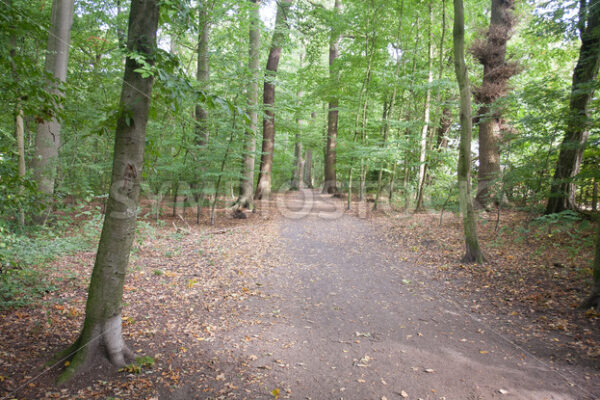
[204,191,591,400]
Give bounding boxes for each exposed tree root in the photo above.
[55,315,134,384]
[462,247,487,264]
[580,286,600,311]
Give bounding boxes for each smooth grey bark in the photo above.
[323,0,342,194]
[304,148,313,188]
[54,0,159,383]
[192,1,212,223]
[237,0,261,209]
[9,10,26,226]
[291,134,304,190]
[546,0,600,214]
[374,100,390,211]
[292,56,305,191]
[415,0,434,212]
[33,0,74,196]
[255,0,293,199]
[453,0,485,264]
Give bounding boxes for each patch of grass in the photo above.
[0,215,102,310]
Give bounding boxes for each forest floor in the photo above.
[0,191,599,400]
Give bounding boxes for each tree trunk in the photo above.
[593,179,598,212]
[292,56,305,191]
[291,94,305,190]
[292,137,304,190]
[255,0,293,199]
[415,0,434,212]
[359,159,366,202]
[192,1,211,222]
[473,0,516,209]
[304,148,313,188]
[436,105,452,149]
[582,222,600,309]
[389,163,396,203]
[323,0,342,194]
[54,0,159,383]
[237,0,261,209]
[546,0,600,214]
[9,12,26,227]
[33,0,75,197]
[453,0,486,264]
[374,101,389,211]
[172,182,178,217]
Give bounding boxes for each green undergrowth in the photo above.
[0,211,155,310]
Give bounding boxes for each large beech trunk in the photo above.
[32,0,74,197]
[453,0,485,264]
[9,9,26,227]
[192,1,211,223]
[473,0,516,209]
[255,0,292,199]
[546,0,600,214]
[415,0,434,212]
[237,0,261,209]
[55,0,159,383]
[304,148,313,188]
[292,63,305,191]
[291,137,304,190]
[323,0,342,194]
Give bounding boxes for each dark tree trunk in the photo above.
[546,0,600,214]
[453,0,486,264]
[323,0,342,194]
[255,0,293,199]
[593,179,598,212]
[237,0,261,209]
[582,222,600,309]
[472,0,516,209]
[54,0,159,382]
[436,105,451,149]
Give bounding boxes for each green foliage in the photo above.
[117,356,155,374]
[0,223,98,309]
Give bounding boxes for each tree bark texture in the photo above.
[237,0,261,209]
[453,0,486,264]
[546,0,600,214]
[436,105,451,149]
[582,222,600,309]
[192,1,211,222]
[472,0,516,208]
[415,0,434,212]
[323,0,342,194]
[9,13,26,226]
[304,148,313,188]
[55,0,159,383]
[255,0,292,199]
[33,0,75,196]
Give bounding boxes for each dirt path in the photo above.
[183,191,596,400]
[2,191,597,400]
